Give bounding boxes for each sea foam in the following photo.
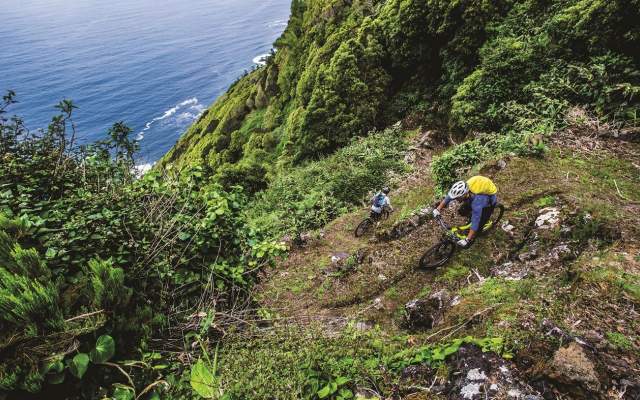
[136,98,205,141]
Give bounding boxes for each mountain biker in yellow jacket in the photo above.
[432,176,498,247]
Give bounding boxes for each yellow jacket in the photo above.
[467,176,497,195]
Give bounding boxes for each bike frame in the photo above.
[435,214,498,241]
[433,215,461,242]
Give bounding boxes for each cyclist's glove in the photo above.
[432,209,441,218]
[457,239,469,248]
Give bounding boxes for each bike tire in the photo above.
[482,204,505,233]
[419,240,456,270]
[355,218,372,237]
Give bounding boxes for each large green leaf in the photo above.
[69,353,90,379]
[43,359,65,384]
[112,385,135,400]
[90,335,115,363]
[190,359,216,398]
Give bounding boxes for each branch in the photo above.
[64,309,104,323]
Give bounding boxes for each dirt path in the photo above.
[256,138,640,336]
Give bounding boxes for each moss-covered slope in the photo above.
[161,0,639,194]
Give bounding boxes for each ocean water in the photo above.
[0,0,290,165]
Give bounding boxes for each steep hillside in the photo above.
[3,1,640,399]
[160,0,639,194]
[218,122,640,400]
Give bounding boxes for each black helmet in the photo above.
[382,187,390,194]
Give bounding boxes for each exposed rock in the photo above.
[377,208,432,241]
[404,290,450,330]
[518,249,539,262]
[447,344,542,400]
[535,207,560,229]
[330,252,350,266]
[373,297,384,310]
[354,321,371,331]
[546,342,602,396]
[501,220,516,236]
[492,261,528,280]
[414,129,442,149]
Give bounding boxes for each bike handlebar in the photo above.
[433,214,458,241]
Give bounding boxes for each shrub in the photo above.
[248,125,408,238]
[0,93,284,396]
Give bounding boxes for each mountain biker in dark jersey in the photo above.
[432,176,498,247]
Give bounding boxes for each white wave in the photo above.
[134,162,154,176]
[268,19,288,29]
[136,97,205,141]
[253,53,270,66]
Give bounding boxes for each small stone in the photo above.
[460,383,481,399]
[501,221,515,234]
[299,231,313,242]
[507,389,522,398]
[377,273,387,282]
[409,215,420,227]
[354,321,370,331]
[466,368,488,381]
[535,207,561,229]
[497,159,507,169]
[373,297,384,310]
[518,250,538,262]
[548,342,601,392]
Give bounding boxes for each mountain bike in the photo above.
[418,204,504,269]
[354,208,390,237]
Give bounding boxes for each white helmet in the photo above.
[448,180,469,199]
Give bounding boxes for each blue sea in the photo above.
[0,0,290,166]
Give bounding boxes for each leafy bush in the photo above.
[247,125,408,238]
[431,131,545,193]
[0,228,62,335]
[0,93,284,396]
[162,0,639,185]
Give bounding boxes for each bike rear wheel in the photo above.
[482,204,505,233]
[355,218,373,237]
[419,240,456,269]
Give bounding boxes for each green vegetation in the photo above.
[247,125,408,238]
[3,0,640,398]
[162,0,638,194]
[0,93,284,397]
[606,332,633,351]
[183,326,508,400]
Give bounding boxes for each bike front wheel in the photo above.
[419,240,456,269]
[355,218,373,237]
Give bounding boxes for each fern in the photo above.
[0,235,61,332]
[84,258,130,310]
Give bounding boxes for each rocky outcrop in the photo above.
[547,342,602,395]
[447,345,544,400]
[376,208,433,241]
[404,290,450,330]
